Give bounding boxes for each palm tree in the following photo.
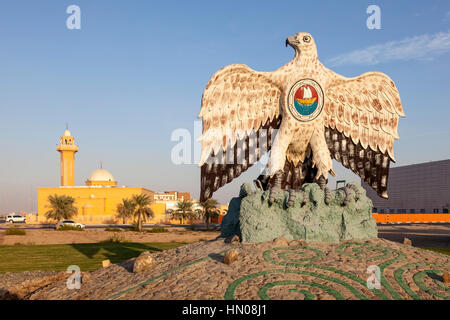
[45,194,78,229]
[131,194,154,232]
[175,200,194,224]
[199,198,219,229]
[116,198,135,224]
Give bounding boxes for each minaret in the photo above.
[56,125,78,186]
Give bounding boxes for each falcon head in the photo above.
[285,32,317,56]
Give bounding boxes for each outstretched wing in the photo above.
[323,71,405,198]
[199,64,282,201]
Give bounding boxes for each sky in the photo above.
[0,0,449,212]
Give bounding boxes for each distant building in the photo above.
[154,191,190,202]
[154,191,197,220]
[362,159,450,214]
[37,128,193,224]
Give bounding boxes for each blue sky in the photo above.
[0,0,449,212]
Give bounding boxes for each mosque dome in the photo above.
[64,129,71,137]
[88,169,116,182]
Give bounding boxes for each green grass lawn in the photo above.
[420,247,450,256]
[0,242,187,273]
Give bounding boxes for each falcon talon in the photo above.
[268,170,284,205]
[324,187,331,205]
[286,189,297,208]
[341,187,351,206]
[268,188,278,205]
[302,190,309,205]
[348,184,361,201]
[253,179,263,191]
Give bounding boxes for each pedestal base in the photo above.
[221,182,377,243]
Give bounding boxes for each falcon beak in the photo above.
[285,36,298,49]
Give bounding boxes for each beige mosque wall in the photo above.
[37,187,169,224]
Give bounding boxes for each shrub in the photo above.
[147,227,169,233]
[5,228,26,236]
[105,227,122,232]
[127,222,142,232]
[102,233,128,243]
[58,225,84,231]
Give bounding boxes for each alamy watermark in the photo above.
[367,5,381,30]
[170,121,277,173]
[66,265,81,290]
[366,265,382,290]
[66,5,81,30]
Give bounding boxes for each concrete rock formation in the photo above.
[273,237,289,247]
[224,234,240,244]
[224,249,238,265]
[221,182,377,243]
[133,251,155,273]
[443,271,450,284]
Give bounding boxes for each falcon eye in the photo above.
[303,36,311,43]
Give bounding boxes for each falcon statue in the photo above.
[198,32,404,205]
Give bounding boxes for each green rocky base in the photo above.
[221,182,377,243]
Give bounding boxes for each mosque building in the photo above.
[36,128,190,224]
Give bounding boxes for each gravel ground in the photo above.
[0,271,59,299]
[2,237,448,300]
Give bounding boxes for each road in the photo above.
[378,223,450,248]
[0,222,219,230]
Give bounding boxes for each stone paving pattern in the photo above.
[22,238,450,300]
[0,271,59,299]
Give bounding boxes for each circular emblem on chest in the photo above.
[287,79,324,122]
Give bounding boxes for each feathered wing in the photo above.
[323,71,405,198]
[198,64,282,201]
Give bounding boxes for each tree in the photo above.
[199,198,219,229]
[175,200,194,224]
[116,198,135,224]
[131,194,154,232]
[171,210,183,224]
[45,194,78,229]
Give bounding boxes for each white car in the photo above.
[6,214,26,224]
[58,220,85,229]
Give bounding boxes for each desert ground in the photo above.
[1,223,449,247]
[0,227,221,245]
[1,237,449,300]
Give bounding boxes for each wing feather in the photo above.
[198,64,282,200]
[323,71,404,198]
[324,71,404,162]
[199,64,281,162]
